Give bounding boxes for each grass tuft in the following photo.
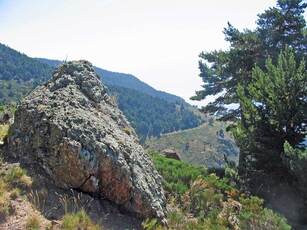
[5,166,32,188]
[61,209,100,230]
[0,124,9,142]
[25,214,40,230]
[0,179,11,219]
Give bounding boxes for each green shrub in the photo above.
[146,153,291,230]
[61,209,100,230]
[239,196,291,230]
[151,153,207,194]
[183,178,223,217]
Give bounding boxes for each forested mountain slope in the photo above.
[0,43,201,140]
[110,86,200,142]
[36,58,185,104]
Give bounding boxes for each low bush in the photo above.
[151,152,207,194]
[145,153,291,230]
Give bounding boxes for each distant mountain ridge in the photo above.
[36,58,185,104]
[0,43,201,140]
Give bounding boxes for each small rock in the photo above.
[161,149,181,161]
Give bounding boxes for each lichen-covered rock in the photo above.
[6,60,166,220]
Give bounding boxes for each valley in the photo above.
[146,120,239,168]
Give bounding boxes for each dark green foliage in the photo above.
[0,44,52,82]
[192,0,306,121]
[257,0,307,57]
[0,44,53,103]
[0,80,35,104]
[238,196,291,230]
[227,48,306,228]
[151,152,236,195]
[151,152,208,194]
[110,86,201,142]
[283,142,307,199]
[235,48,306,174]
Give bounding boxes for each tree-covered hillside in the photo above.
[36,58,185,104]
[0,45,52,82]
[109,86,200,142]
[0,44,53,103]
[0,43,201,140]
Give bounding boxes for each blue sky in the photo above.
[0,0,299,105]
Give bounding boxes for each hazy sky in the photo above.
[0,0,282,105]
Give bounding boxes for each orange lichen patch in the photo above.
[53,139,98,193]
[99,158,132,204]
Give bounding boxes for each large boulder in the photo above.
[6,60,166,220]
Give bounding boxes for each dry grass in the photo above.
[0,124,9,142]
[25,214,41,230]
[5,166,32,188]
[9,188,21,200]
[0,179,12,219]
[58,190,95,214]
[0,164,33,220]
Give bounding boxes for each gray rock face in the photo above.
[7,60,166,220]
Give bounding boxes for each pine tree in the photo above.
[235,48,307,175]
[192,0,306,121]
[257,0,307,58]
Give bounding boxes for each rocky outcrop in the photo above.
[161,149,181,161]
[6,60,166,220]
